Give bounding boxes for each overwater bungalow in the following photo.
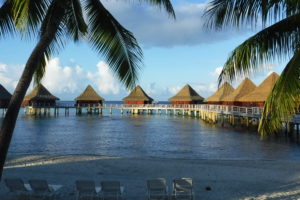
[205,82,234,104]
[222,78,256,106]
[168,84,204,105]
[0,84,12,108]
[238,72,279,107]
[123,85,153,105]
[75,85,104,107]
[22,84,59,107]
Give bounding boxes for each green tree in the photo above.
[0,0,175,179]
[205,0,300,137]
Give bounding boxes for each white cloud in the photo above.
[194,83,217,94]
[102,0,250,48]
[87,61,120,95]
[167,86,182,95]
[42,58,83,94]
[0,58,122,100]
[0,63,23,92]
[210,66,223,77]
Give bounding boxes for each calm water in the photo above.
[5,104,300,160]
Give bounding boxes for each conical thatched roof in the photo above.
[0,84,12,100]
[239,72,279,102]
[75,85,104,101]
[24,84,59,101]
[222,78,256,102]
[123,85,153,101]
[205,82,234,102]
[168,84,204,102]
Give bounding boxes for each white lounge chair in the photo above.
[100,181,124,200]
[75,180,99,200]
[147,178,168,200]
[29,179,57,200]
[4,178,30,200]
[172,178,194,200]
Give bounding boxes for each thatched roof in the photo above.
[239,72,279,102]
[0,84,12,100]
[222,78,256,102]
[123,85,153,101]
[168,84,204,102]
[24,84,59,101]
[75,85,104,101]
[205,82,234,102]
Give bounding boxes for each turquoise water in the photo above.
[5,105,300,160]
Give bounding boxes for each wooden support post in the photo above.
[288,122,294,135]
[221,114,224,127]
[246,117,249,128]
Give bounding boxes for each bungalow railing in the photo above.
[117,104,263,116]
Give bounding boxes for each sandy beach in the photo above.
[0,154,300,199]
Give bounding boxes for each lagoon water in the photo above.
[6,104,300,160]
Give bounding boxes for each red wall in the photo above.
[207,101,222,105]
[21,100,57,107]
[171,101,191,105]
[213,101,265,107]
[76,100,103,107]
[124,101,151,104]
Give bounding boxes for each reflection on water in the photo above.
[4,109,300,160]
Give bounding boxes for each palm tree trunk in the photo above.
[0,4,65,180]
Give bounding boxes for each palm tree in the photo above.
[0,0,175,179]
[205,0,300,137]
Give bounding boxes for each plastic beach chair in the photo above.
[29,179,56,200]
[172,178,194,200]
[100,181,123,200]
[147,178,168,200]
[4,178,30,200]
[75,180,99,200]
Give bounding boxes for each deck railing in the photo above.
[26,103,265,116]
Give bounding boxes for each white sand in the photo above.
[1,154,300,199]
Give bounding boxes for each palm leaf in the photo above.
[205,0,300,29]
[33,0,67,84]
[86,0,143,89]
[12,0,49,37]
[64,0,87,41]
[218,13,300,85]
[0,0,16,37]
[137,0,175,18]
[259,50,300,137]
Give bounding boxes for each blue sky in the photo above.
[0,0,285,100]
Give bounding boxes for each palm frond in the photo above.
[64,0,87,41]
[205,0,300,29]
[259,49,300,137]
[86,0,143,89]
[34,0,66,84]
[218,13,300,85]
[0,0,16,37]
[137,0,175,18]
[12,0,49,36]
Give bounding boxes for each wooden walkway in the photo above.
[20,103,300,129]
[23,103,263,119]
